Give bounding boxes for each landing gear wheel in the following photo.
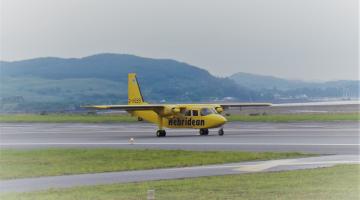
[199,129,209,136]
[218,128,224,136]
[156,130,166,137]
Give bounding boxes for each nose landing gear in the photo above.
[199,128,209,136]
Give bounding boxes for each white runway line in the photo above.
[0,132,357,137]
[160,160,360,171]
[1,128,359,134]
[1,142,359,146]
[229,135,357,137]
[235,160,360,172]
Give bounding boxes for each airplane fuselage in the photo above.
[84,73,271,137]
[130,104,227,129]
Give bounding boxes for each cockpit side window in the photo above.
[200,108,213,116]
[192,110,199,116]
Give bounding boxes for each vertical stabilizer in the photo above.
[128,73,145,104]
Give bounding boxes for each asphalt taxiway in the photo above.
[0,122,359,154]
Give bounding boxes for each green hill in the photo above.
[1,53,357,112]
[230,72,312,90]
[230,72,359,99]
[0,54,259,112]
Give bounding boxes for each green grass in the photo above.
[0,113,359,123]
[0,149,309,180]
[226,113,360,122]
[1,165,358,200]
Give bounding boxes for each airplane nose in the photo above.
[207,114,228,128]
[218,115,227,126]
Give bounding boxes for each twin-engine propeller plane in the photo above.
[83,73,271,137]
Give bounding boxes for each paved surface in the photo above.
[0,154,358,193]
[0,122,359,154]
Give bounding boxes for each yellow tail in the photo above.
[128,73,145,105]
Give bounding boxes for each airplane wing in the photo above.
[81,104,165,111]
[82,103,271,110]
[271,101,359,107]
[219,103,272,109]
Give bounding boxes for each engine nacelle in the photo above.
[215,107,223,113]
[161,106,181,116]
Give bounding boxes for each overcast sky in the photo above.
[1,0,358,81]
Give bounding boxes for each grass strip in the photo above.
[1,165,358,200]
[0,148,309,180]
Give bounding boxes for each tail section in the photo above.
[128,73,145,105]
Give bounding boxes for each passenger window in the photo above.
[192,110,199,116]
[184,110,191,116]
[201,108,212,116]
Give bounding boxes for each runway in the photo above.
[1,154,358,192]
[0,122,359,154]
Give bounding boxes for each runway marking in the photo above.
[164,160,360,172]
[0,132,357,137]
[1,142,359,146]
[235,159,295,172]
[2,128,359,131]
[229,135,357,137]
[234,160,360,172]
[1,128,358,134]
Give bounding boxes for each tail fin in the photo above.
[128,73,145,104]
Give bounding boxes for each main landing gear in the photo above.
[218,128,224,136]
[199,128,209,136]
[156,130,166,137]
[156,115,166,137]
[200,128,224,136]
[156,129,224,137]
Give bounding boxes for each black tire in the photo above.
[156,130,161,137]
[157,130,166,137]
[218,128,224,136]
[203,129,209,135]
[199,128,209,136]
[161,130,166,137]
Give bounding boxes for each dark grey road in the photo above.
[0,122,359,154]
[0,155,358,193]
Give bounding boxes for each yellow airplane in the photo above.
[83,73,271,137]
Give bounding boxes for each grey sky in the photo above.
[1,0,358,81]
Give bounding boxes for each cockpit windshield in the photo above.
[200,108,215,116]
